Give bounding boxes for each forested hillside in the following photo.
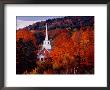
[16,16,94,74]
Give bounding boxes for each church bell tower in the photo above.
[42,23,51,50]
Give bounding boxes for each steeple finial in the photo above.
[45,23,48,40]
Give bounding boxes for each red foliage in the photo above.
[16,29,37,47]
[50,27,94,70]
[71,27,94,65]
[50,32,75,69]
[16,26,94,74]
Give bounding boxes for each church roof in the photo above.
[47,49,51,52]
[37,48,50,58]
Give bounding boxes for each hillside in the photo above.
[17,16,94,31]
[16,16,94,74]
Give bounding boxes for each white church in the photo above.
[37,23,51,61]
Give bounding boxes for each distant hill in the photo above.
[17,16,94,31]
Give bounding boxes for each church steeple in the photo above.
[45,23,48,40]
[42,23,51,50]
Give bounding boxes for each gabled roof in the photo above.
[38,48,51,57]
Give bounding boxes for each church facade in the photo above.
[37,24,51,61]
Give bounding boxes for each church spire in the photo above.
[42,23,51,50]
[45,23,48,40]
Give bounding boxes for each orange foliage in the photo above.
[71,27,94,65]
[17,27,94,74]
[50,27,94,69]
[16,29,36,47]
[50,32,75,69]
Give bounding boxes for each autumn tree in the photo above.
[50,32,75,74]
[16,29,37,74]
[71,27,94,74]
[16,29,37,47]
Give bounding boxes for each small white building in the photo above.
[38,54,45,61]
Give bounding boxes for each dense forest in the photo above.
[16,16,94,74]
[19,16,94,31]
